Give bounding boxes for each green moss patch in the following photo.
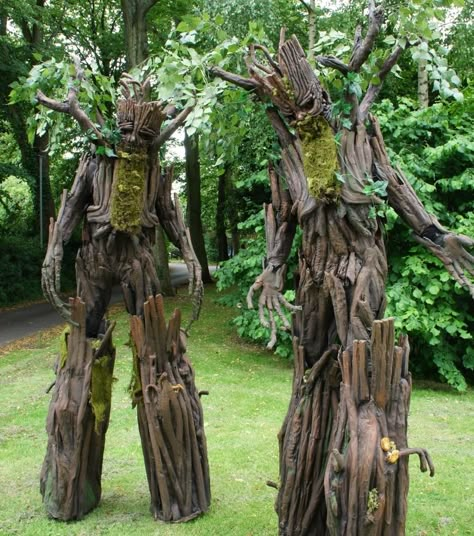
[110,150,147,234]
[297,115,339,201]
[90,354,114,433]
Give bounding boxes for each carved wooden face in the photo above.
[116,100,165,149]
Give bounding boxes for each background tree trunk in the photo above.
[418,59,429,108]
[216,167,229,262]
[0,0,55,239]
[120,0,158,68]
[308,0,316,64]
[184,132,213,283]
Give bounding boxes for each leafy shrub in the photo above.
[376,92,474,390]
[0,236,78,307]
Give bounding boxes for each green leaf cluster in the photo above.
[376,90,474,390]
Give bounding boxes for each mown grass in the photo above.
[0,286,473,536]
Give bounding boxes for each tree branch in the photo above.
[359,45,404,119]
[36,59,105,144]
[209,66,258,92]
[316,55,349,74]
[297,0,316,14]
[348,0,384,72]
[152,107,193,149]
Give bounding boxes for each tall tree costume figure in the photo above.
[213,9,474,536]
[38,69,210,523]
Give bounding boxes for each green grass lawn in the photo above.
[0,287,473,536]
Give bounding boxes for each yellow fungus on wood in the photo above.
[386,449,400,464]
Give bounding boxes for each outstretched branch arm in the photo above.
[370,116,474,298]
[152,107,193,149]
[265,165,298,267]
[359,45,404,120]
[209,66,259,92]
[348,0,384,72]
[36,59,105,145]
[156,167,203,330]
[247,165,300,349]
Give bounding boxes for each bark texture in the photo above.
[130,296,210,521]
[214,25,472,534]
[40,298,116,520]
[153,223,175,296]
[120,0,157,68]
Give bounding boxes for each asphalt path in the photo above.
[0,263,193,347]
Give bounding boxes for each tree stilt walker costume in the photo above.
[39,70,210,523]
[213,18,474,536]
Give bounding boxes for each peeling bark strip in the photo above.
[40,298,116,520]
[130,296,210,522]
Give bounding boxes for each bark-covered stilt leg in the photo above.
[277,340,340,536]
[40,298,116,520]
[324,318,434,536]
[130,295,210,522]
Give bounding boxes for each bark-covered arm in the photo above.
[156,167,203,330]
[370,116,474,298]
[42,155,94,323]
[247,165,300,349]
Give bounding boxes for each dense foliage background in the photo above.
[0,0,472,388]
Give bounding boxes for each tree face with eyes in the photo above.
[213,14,473,535]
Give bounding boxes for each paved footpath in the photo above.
[0,263,192,347]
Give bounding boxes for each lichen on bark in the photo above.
[90,354,114,433]
[297,115,339,201]
[110,150,147,234]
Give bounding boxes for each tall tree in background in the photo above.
[0,0,55,236]
[215,166,230,262]
[185,131,212,282]
[120,0,157,69]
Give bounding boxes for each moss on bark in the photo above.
[297,115,339,201]
[110,151,147,234]
[90,354,114,433]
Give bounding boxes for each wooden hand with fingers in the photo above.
[247,263,301,349]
